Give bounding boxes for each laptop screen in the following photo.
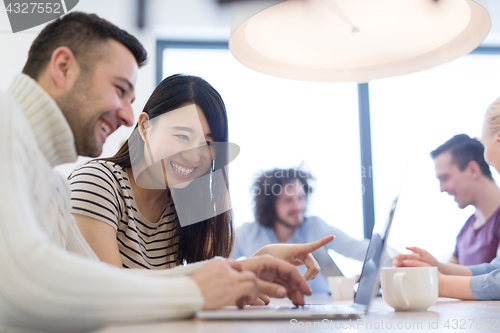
[353,197,398,308]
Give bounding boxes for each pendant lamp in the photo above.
[229,0,491,82]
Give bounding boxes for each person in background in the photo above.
[431,134,500,265]
[232,168,375,293]
[394,97,500,301]
[0,12,313,332]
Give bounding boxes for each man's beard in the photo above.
[56,80,102,157]
[275,214,304,229]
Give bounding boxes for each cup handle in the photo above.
[393,272,409,310]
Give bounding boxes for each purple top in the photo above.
[453,205,500,265]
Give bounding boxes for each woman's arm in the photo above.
[393,247,473,276]
[73,214,123,268]
[252,235,334,281]
[437,262,473,276]
[73,212,233,277]
[438,275,474,299]
[440,269,500,300]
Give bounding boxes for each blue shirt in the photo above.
[469,257,500,300]
[231,216,371,293]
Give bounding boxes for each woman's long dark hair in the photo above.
[101,74,233,264]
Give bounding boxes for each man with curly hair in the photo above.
[232,168,373,293]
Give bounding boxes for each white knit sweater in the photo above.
[0,74,207,332]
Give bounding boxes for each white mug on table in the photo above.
[327,276,356,302]
[380,267,438,311]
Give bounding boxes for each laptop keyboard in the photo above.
[277,304,328,310]
[275,304,358,315]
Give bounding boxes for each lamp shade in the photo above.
[229,0,491,82]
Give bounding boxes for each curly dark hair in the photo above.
[22,12,147,80]
[252,168,314,227]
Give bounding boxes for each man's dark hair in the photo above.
[22,12,147,80]
[431,134,493,179]
[253,168,314,227]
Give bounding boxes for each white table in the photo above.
[95,295,500,332]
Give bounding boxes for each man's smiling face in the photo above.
[434,151,474,209]
[57,39,138,157]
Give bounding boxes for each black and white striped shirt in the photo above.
[69,160,179,269]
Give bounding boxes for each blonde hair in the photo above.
[484,97,500,139]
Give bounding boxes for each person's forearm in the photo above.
[438,275,474,299]
[128,257,223,277]
[448,256,459,264]
[437,262,473,276]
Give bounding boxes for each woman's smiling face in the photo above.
[141,104,215,189]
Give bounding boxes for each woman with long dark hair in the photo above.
[69,74,233,268]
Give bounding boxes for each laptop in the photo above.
[197,196,399,320]
[312,246,344,278]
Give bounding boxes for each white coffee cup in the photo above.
[380,267,438,311]
[327,277,356,302]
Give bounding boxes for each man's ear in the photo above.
[48,46,80,93]
[138,112,151,145]
[468,160,481,180]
